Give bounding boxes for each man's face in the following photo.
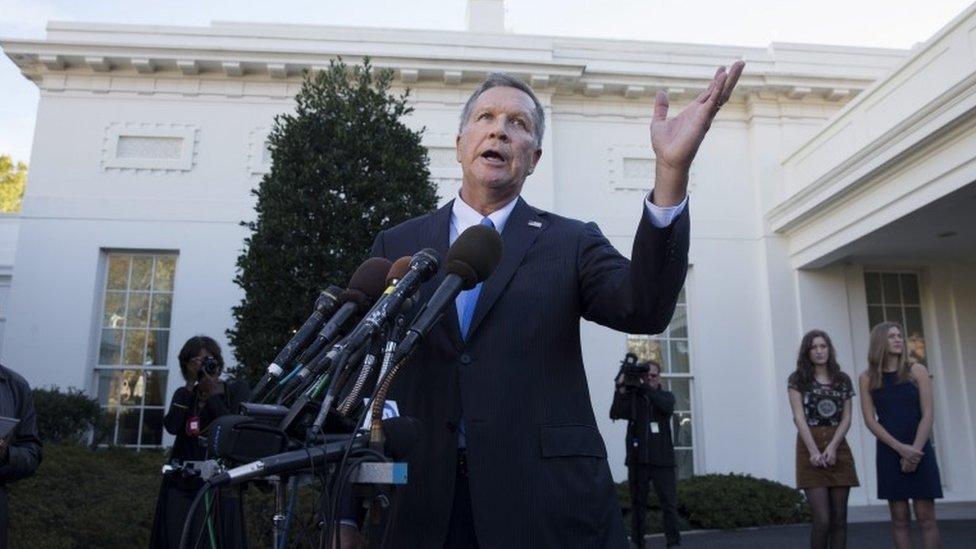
[456,86,542,197]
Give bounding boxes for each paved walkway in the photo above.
[640,502,976,548]
[641,520,975,548]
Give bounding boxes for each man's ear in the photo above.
[455,134,462,163]
[527,147,542,175]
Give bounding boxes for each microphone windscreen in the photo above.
[348,257,393,301]
[381,416,422,461]
[387,257,412,286]
[446,224,503,290]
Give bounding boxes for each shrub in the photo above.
[31,386,106,445]
[617,472,809,533]
[8,443,329,548]
[8,443,163,548]
[677,473,810,529]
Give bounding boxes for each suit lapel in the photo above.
[465,197,547,342]
[423,200,464,350]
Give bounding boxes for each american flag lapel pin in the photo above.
[528,220,542,228]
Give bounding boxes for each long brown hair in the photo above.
[789,329,846,391]
[867,321,912,390]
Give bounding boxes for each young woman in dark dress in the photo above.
[788,330,859,549]
[149,336,251,549]
[858,322,942,549]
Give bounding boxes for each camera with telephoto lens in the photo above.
[617,352,649,389]
[197,356,220,380]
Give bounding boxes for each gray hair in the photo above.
[459,73,545,148]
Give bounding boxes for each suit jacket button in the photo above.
[459,354,472,365]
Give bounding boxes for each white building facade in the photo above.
[2,0,975,506]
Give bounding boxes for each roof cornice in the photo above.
[1,21,905,101]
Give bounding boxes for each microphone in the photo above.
[210,416,421,487]
[307,250,439,435]
[272,258,391,403]
[251,285,344,398]
[395,224,503,361]
[340,249,439,353]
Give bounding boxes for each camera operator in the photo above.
[611,355,680,548]
[149,335,250,549]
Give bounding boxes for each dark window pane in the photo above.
[901,274,920,304]
[123,329,148,366]
[102,291,127,328]
[882,273,901,305]
[150,294,173,328]
[127,293,150,328]
[676,449,694,480]
[141,409,164,446]
[904,307,926,365]
[670,341,690,374]
[146,330,169,366]
[669,305,688,339]
[144,370,168,406]
[99,329,123,366]
[673,411,693,447]
[117,408,141,445]
[868,306,885,331]
[107,255,130,291]
[102,407,119,444]
[668,378,691,411]
[97,370,124,406]
[864,272,882,304]
[885,306,904,328]
[131,256,153,291]
[153,256,176,292]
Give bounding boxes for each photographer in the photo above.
[612,355,680,548]
[149,336,250,549]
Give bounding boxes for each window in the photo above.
[95,253,176,448]
[626,287,694,479]
[864,272,926,364]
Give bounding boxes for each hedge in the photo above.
[9,445,810,546]
[7,443,325,548]
[617,473,810,534]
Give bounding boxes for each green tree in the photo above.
[0,155,27,212]
[228,58,438,384]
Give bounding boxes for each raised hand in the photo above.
[650,61,744,205]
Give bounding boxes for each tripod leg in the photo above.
[272,477,287,549]
[628,464,648,549]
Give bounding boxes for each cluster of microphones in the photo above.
[210,222,503,486]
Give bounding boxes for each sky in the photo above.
[1,0,973,164]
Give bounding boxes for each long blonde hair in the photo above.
[867,321,912,391]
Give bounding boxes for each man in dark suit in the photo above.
[621,360,680,548]
[0,363,42,549]
[360,62,742,548]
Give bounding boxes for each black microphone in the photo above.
[395,224,503,361]
[278,256,413,406]
[341,249,439,353]
[273,258,392,403]
[210,416,421,487]
[252,285,343,399]
[307,251,439,435]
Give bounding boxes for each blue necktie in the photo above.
[456,216,495,340]
[454,217,494,449]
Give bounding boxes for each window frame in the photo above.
[92,250,178,450]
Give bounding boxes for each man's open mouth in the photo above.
[480,150,506,162]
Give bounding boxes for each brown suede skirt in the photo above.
[796,426,860,489]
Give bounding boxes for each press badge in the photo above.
[650,421,660,434]
[186,415,201,436]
